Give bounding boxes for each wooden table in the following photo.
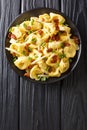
[0,0,87,130]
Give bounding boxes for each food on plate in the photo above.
[6,13,79,81]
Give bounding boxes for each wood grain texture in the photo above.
[19,0,61,130]
[61,0,87,130]
[1,0,87,130]
[0,0,21,130]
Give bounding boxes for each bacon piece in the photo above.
[64,42,70,46]
[54,19,59,30]
[25,43,29,50]
[52,34,60,41]
[24,72,30,77]
[8,32,12,38]
[8,33,17,40]
[38,30,43,35]
[51,55,58,63]
[28,65,34,69]
[45,37,50,42]
[38,49,43,53]
[42,18,45,21]
[12,52,16,57]
[47,48,53,52]
[11,34,17,40]
[72,36,79,44]
[26,26,31,30]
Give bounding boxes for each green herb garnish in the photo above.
[64,23,68,26]
[46,66,50,72]
[22,51,26,55]
[41,77,47,81]
[61,43,65,48]
[49,39,53,42]
[56,63,59,67]
[34,55,38,59]
[60,20,64,24]
[13,57,17,62]
[32,38,37,43]
[59,53,66,58]
[31,19,34,25]
[28,47,32,52]
[23,23,27,28]
[9,27,12,32]
[28,30,32,35]
[69,58,73,63]
[41,42,46,47]
[16,25,20,27]
[28,56,32,60]
[52,49,56,53]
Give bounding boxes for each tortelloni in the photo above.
[6,12,80,81]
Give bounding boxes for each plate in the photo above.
[5,8,82,84]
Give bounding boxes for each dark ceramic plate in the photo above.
[5,8,82,84]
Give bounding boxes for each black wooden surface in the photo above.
[0,0,87,130]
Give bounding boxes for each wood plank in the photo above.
[19,0,61,130]
[0,0,21,130]
[61,0,87,130]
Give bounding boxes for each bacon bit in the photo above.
[54,19,59,30]
[64,42,70,46]
[45,37,50,42]
[25,43,29,50]
[8,33,17,40]
[55,23,59,30]
[52,34,60,41]
[38,49,43,53]
[47,48,53,52]
[28,65,34,69]
[11,34,17,40]
[24,72,30,77]
[53,19,59,23]
[38,30,43,35]
[26,26,31,30]
[49,67,52,72]
[72,36,79,44]
[55,35,60,41]
[8,32,12,38]
[12,52,16,57]
[51,55,58,63]
[42,18,45,21]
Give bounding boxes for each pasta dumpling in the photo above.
[14,56,31,70]
[59,58,69,73]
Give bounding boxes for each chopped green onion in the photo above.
[28,47,32,52]
[31,19,34,25]
[46,66,50,72]
[41,42,46,47]
[13,57,17,62]
[23,23,27,28]
[56,63,59,67]
[9,27,12,32]
[49,39,53,42]
[16,25,20,27]
[60,20,64,24]
[59,53,66,58]
[69,58,73,63]
[28,56,32,60]
[52,49,56,53]
[22,51,26,55]
[41,77,47,81]
[28,30,32,35]
[64,23,68,26]
[61,43,65,48]
[34,55,38,59]
[32,38,37,43]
